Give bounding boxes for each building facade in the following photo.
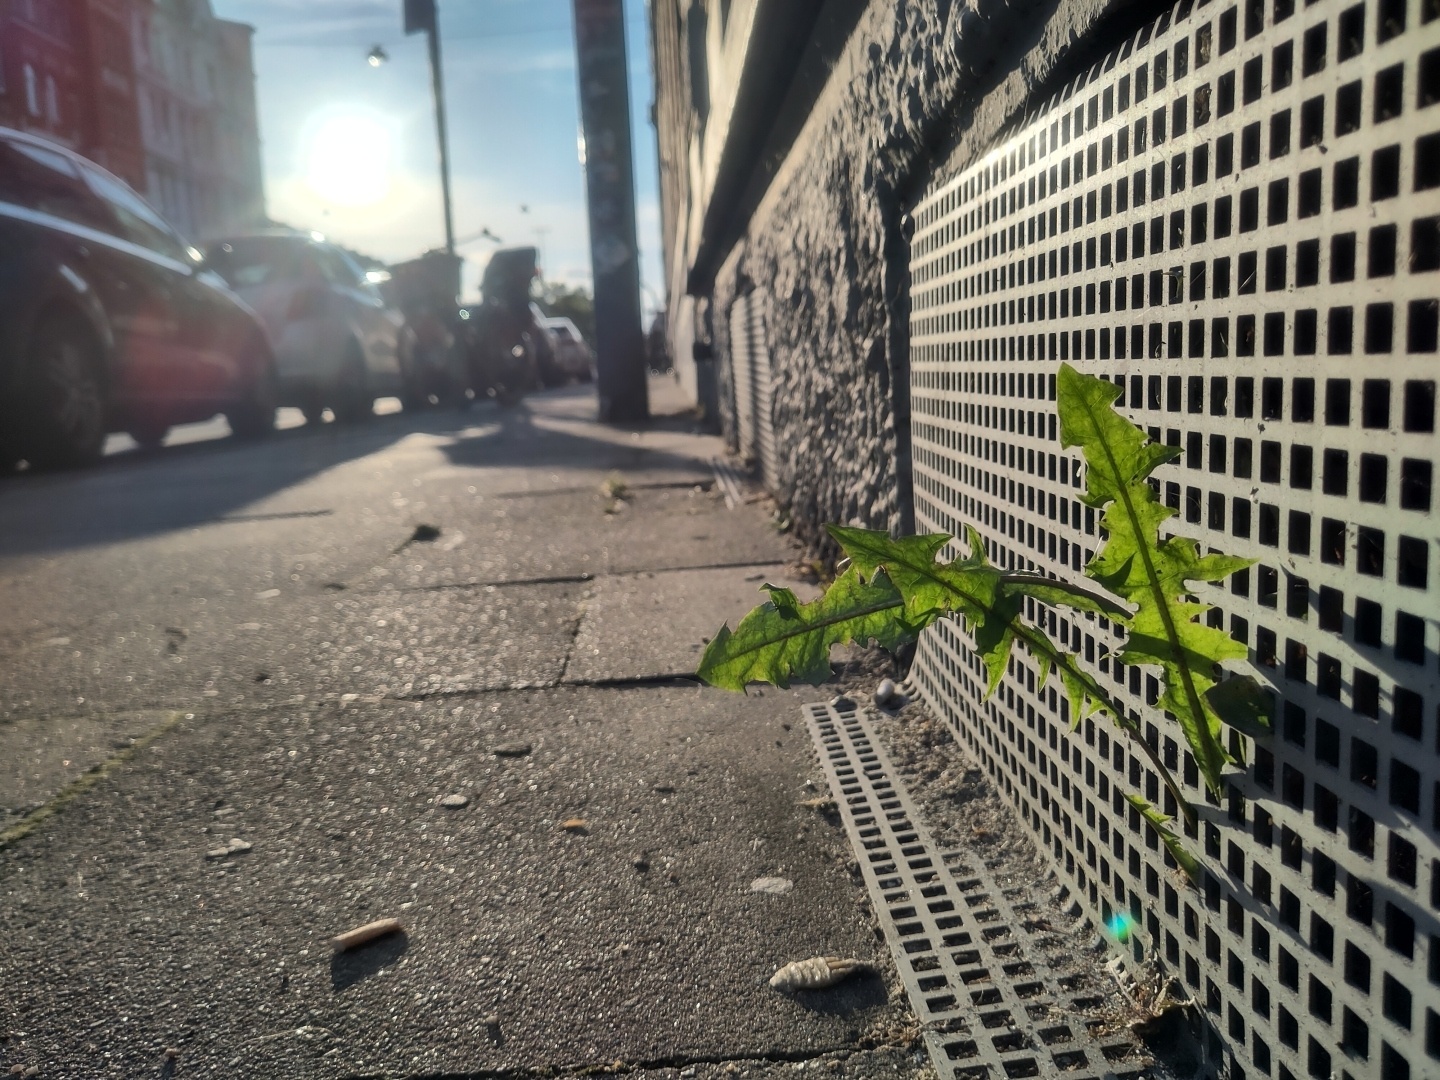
[0,0,89,154]
[650,2,1439,1078]
[0,0,264,240]
[132,0,265,240]
[75,0,147,190]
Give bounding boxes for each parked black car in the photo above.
[0,127,276,468]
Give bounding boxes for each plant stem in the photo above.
[1007,619,1196,826]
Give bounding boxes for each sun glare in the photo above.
[304,111,393,207]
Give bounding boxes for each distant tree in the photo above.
[537,283,595,346]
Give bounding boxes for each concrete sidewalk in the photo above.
[0,379,920,1079]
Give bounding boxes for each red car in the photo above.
[0,127,276,468]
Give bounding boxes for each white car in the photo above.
[540,316,595,382]
[206,232,412,423]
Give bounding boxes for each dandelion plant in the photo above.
[698,363,1273,879]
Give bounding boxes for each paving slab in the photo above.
[600,486,792,574]
[370,485,793,592]
[0,581,585,719]
[566,565,810,682]
[0,708,182,827]
[0,686,907,1079]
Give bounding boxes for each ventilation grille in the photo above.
[906,2,1439,1078]
[727,290,780,489]
[728,292,757,462]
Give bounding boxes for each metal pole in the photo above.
[426,21,456,254]
[571,0,648,423]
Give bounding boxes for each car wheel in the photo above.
[537,350,565,389]
[128,422,169,451]
[228,358,278,440]
[300,389,327,425]
[23,316,107,469]
[400,369,431,412]
[330,350,373,424]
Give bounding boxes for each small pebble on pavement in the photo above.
[205,837,252,860]
[750,876,794,895]
[492,742,532,758]
[438,794,470,809]
[330,917,404,952]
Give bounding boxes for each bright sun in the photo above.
[304,111,392,207]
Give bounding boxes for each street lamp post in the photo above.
[403,0,455,255]
[571,0,648,423]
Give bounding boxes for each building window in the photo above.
[24,64,39,117]
[44,74,59,125]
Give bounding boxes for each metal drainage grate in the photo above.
[805,700,1148,1080]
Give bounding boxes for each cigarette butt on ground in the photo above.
[330,918,404,953]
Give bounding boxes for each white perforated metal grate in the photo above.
[729,293,757,463]
[907,2,1439,1078]
[727,290,781,489]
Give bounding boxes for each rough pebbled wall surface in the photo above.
[713,0,1130,552]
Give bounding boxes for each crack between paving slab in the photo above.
[398,572,598,593]
[494,478,716,499]
[391,674,701,702]
[563,674,701,689]
[217,509,334,524]
[0,708,188,853]
[386,560,788,596]
[341,1042,872,1080]
[556,607,586,684]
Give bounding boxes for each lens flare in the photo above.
[1105,912,1136,943]
[304,110,392,207]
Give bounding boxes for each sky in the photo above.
[211,0,664,312]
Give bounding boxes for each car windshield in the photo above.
[0,138,116,232]
[206,237,309,288]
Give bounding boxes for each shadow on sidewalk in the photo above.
[782,970,890,1015]
[331,931,410,992]
[442,402,716,477]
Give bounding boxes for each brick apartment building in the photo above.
[0,0,265,240]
